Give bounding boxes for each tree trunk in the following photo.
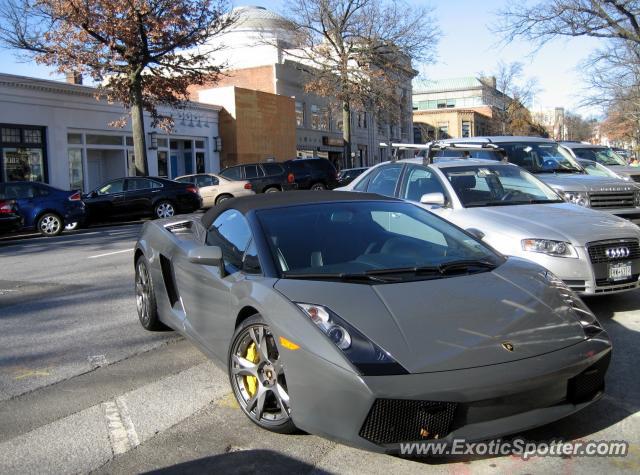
[342,101,352,169]
[130,79,149,176]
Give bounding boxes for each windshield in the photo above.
[578,159,620,178]
[256,201,502,281]
[571,147,626,166]
[500,142,583,173]
[441,165,563,208]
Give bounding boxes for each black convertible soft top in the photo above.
[200,190,397,229]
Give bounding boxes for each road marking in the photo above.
[102,397,140,455]
[88,249,133,259]
[14,369,51,380]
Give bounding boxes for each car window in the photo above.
[2,183,34,199]
[98,180,125,195]
[196,175,218,187]
[366,164,403,197]
[175,176,193,184]
[207,209,253,274]
[402,166,447,202]
[244,165,263,179]
[243,239,262,274]
[263,163,284,176]
[127,178,160,191]
[220,167,242,180]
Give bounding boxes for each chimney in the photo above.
[65,71,83,85]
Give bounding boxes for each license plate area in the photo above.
[608,261,632,281]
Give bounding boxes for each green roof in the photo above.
[413,77,485,94]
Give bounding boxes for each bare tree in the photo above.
[283,0,438,167]
[496,0,640,47]
[0,0,234,175]
[486,61,546,136]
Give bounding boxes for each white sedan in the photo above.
[175,173,254,208]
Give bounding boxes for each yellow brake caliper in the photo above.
[244,342,259,397]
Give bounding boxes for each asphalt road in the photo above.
[0,224,639,474]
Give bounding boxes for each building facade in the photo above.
[412,77,509,142]
[0,74,221,191]
[196,5,415,168]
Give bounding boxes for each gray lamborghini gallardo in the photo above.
[134,191,611,453]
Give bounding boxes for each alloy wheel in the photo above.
[156,202,175,218]
[39,214,61,236]
[135,261,151,326]
[230,324,291,425]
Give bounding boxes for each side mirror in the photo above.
[85,191,97,198]
[420,192,446,206]
[188,245,223,267]
[466,228,485,240]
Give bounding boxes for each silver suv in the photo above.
[437,137,640,224]
[559,141,640,183]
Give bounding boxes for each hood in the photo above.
[536,173,638,192]
[274,258,586,374]
[606,165,640,176]
[446,203,640,245]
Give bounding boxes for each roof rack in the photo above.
[423,142,506,165]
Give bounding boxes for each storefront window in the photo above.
[86,134,123,146]
[195,140,205,149]
[157,138,168,148]
[296,101,305,127]
[3,148,45,182]
[158,151,168,177]
[196,152,205,173]
[67,133,83,145]
[68,149,83,191]
[1,128,20,143]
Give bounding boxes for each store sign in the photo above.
[322,136,344,147]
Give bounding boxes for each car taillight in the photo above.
[68,191,82,201]
[244,183,252,190]
[186,185,199,194]
[0,200,14,214]
[287,172,295,183]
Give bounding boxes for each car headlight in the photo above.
[295,303,408,375]
[522,239,578,258]
[562,191,590,207]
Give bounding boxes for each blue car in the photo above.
[0,181,86,236]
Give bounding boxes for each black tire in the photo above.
[215,193,233,205]
[310,182,326,191]
[228,314,297,434]
[135,256,168,331]
[264,187,281,194]
[37,212,64,237]
[154,200,175,219]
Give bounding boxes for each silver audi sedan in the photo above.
[339,158,640,295]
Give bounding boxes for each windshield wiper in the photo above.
[281,271,395,283]
[365,259,497,277]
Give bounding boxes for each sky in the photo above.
[0,0,603,116]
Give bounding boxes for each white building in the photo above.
[0,73,221,191]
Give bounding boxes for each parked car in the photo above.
[219,162,297,193]
[340,158,640,295]
[175,173,254,207]
[612,147,633,161]
[83,176,202,223]
[336,167,368,187]
[0,199,22,234]
[134,191,610,453]
[284,158,338,190]
[0,181,86,236]
[436,137,640,224]
[577,158,626,180]
[560,141,640,182]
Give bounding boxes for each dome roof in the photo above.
[233,6,293,31]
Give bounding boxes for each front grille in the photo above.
[589,191,636,209]
[587,239,640,264]
[567,352,611,404]
[359,399,457,445]
[596,274,639,286]
[564,280,586,292]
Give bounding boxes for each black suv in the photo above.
[219,162,297,193]
[284,158,338,190]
